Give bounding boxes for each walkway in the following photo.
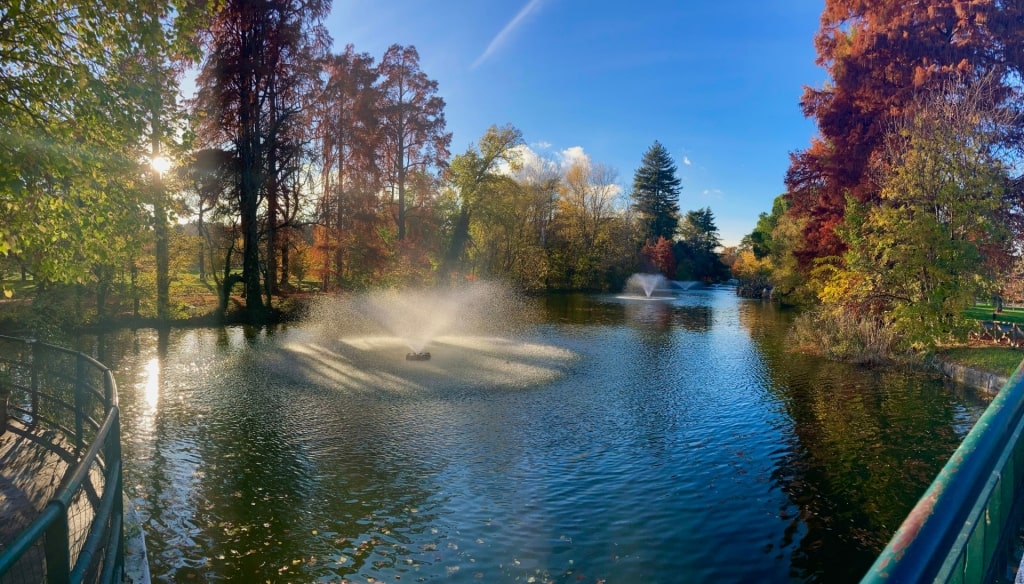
[0,418,103,582]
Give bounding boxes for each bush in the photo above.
[789,308,898,365]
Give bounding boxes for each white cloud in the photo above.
[531,140,552,150]
[496,143,558,178]
[558,145,589,169]
[683,156,692,166]
[472,0,545,70]
[702,189,723,198]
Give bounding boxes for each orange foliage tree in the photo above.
[786,0,1024,266]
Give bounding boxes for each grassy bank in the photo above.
[935,346,1023,378]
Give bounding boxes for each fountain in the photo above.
[268,282,576,393]
[623,273,671,299]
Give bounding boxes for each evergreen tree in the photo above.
[631,141,682,242]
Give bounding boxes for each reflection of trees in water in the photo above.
[738,301,989,583]
[544,294,713,332]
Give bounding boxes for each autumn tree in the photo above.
[818,76,1019,347]
[631,141,682,242]
[641,237,676,278]
[378,45,451,242]
[549,156,632,290]
[314,45,379,289]
[786,0,1024,267]
[194,0,329,318]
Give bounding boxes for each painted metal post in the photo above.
[74,354,85,454]
[43,502,70,584]
[29,339,39,425]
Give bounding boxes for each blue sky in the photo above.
[325,1,826,246]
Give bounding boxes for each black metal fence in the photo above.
[0,336,124,584]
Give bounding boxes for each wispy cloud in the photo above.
[683,156,692,166]
[472,0,545,70]
[531,140,552,150]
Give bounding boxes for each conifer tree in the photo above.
[631,141,682,242]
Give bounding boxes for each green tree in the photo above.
[442,124,524,280]
[742,195,788,259]
[676,208,727,282]
[631,141,681,242]
[0,0,207,326]
[819,76,1016,347]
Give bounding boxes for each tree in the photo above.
[194,0,329,318]
[442,125,524,280]
[819,76,1018,347]
[0,0,208,329]
[378,45,451,242]
[742,195,788,259]
[549,156,628,290]
[314,45,380,290]
[676,208,726,282]
[786,0,1024,266]
[641,236,676,278]
[631,141,682,242]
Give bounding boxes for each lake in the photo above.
[83,286,989,583]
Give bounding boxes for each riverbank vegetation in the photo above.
[0,1,735,336]
[731,1,1024,367]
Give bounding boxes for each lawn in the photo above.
[966,303,1024,325]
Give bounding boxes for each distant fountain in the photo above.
[624,273,670,299]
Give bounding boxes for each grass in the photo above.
[935,346,1024,378]
[965,303,1024,325]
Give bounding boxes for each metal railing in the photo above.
[862,360,1024,583]
[0,336,124,584]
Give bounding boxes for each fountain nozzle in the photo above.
[406,352,431,361]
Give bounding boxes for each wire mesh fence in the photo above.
[0,336,123,584]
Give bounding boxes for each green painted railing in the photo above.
[863,360,1024,583]
[0,336,124,584]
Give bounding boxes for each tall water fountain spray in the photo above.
[625,273,669,298]
[273,282,574,392]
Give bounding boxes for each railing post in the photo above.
[29,339,39,425]
[44,502,71,584]
[106,405,125,581]
[74,354,85,454]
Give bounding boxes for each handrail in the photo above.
[0,335,125,584]
[862,359,1024,583]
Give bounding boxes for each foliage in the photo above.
[378,45,452,242]
[731,249,771,287]
[640,237,676,279]
[742,195,788,260]
[785,0,1024,266]
[631,141,682,242]
[817,77,1017,349]
[194,0,329,317]
[674,208,728,282]
[789,308,898,366]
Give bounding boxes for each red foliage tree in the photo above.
[786,0,1024,265]
[641,236,677,279]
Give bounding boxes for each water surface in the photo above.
[88,288,989,583]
